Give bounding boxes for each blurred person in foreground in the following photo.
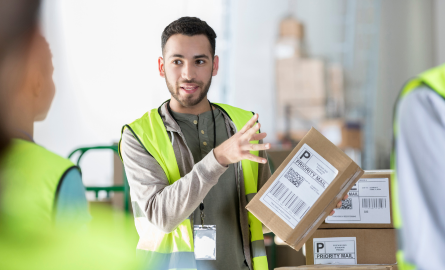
[0,2,90,231]
[392,63,445,270]
[0,2,141,269]
[119,17,346,270]
[1,28,91,231]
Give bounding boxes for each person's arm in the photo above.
[55,168,91,230]
[121,129,228,233]
[396,88,445,268]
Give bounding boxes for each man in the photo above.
[120,17,270,270]
[392,63,445,270]
[120,17,345,270]
[0,28,90,230]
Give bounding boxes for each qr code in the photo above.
[340,198,353,210]
[284,168,304,188]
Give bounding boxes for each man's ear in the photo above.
[212,55,219,76]
[158,57,165,78]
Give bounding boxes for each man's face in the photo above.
[159,34,219,108]
[33,34,55,121]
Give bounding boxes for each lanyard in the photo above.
[167,99,216,225]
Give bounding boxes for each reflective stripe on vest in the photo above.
[1,139,77,230]
[119,103,268,270]
[391,63,445,270]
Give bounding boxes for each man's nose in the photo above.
[181,62,196,81]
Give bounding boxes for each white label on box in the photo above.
[325,178,390,224]
[313,237,357,265]
[260,144,338,229]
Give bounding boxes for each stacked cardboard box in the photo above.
[275,17,305,59]
[319,120,362,150]
[275,17,329,140]
[280,17,304,39]
[276,57,326,137]
[275,18,354,147]
[276,58,326,105]
[277,265,397,270]
[304,170,397,267]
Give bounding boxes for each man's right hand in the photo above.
[214,113,270,167]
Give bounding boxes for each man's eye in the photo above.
[173,60,182,65]
[196,60,205,65]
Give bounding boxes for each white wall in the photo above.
[434,0,445,65]
[38,0,225,186]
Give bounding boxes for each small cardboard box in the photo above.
[320,170,394,229]
[319,120,362,150]
[246,128,364,251]
[280,17,304,39]
[305,229,397,265]
[276,58,326,104]
[276,265,397,270]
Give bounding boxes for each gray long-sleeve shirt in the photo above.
[120,102,271,270]
[395,86,445,269]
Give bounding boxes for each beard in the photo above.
[165,72,212,108]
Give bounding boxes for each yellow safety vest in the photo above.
[119,102,268,270]
[0,139,142,269]
[0,139,78,230]
[391,63,445,270]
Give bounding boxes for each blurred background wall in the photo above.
[36,0,444,189]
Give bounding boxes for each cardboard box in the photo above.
[276,265,397,270]
[275,37,304,59]
[305,229,397,265]
[320,170,394,229]
[319,120,362,150]
[276,102,326,119]
[280,17,304,39]
[276,58,326,104]
[246,128,364,251]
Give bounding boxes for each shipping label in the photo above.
[260,144,338,229]
[325,178,390,224]
[313,237,357,265]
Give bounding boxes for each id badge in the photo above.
[193,225,216,260]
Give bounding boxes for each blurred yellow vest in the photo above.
[1,139,77,230]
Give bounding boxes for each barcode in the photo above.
[362,198,386,209]
[340,198,353,210]
[284,168,304,188]
[270,182,307,216]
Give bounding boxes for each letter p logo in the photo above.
[300,150,311,160]
[316,242,325,253]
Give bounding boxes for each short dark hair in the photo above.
[161,17,217,56]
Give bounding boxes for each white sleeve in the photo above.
[395,87,445,269]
